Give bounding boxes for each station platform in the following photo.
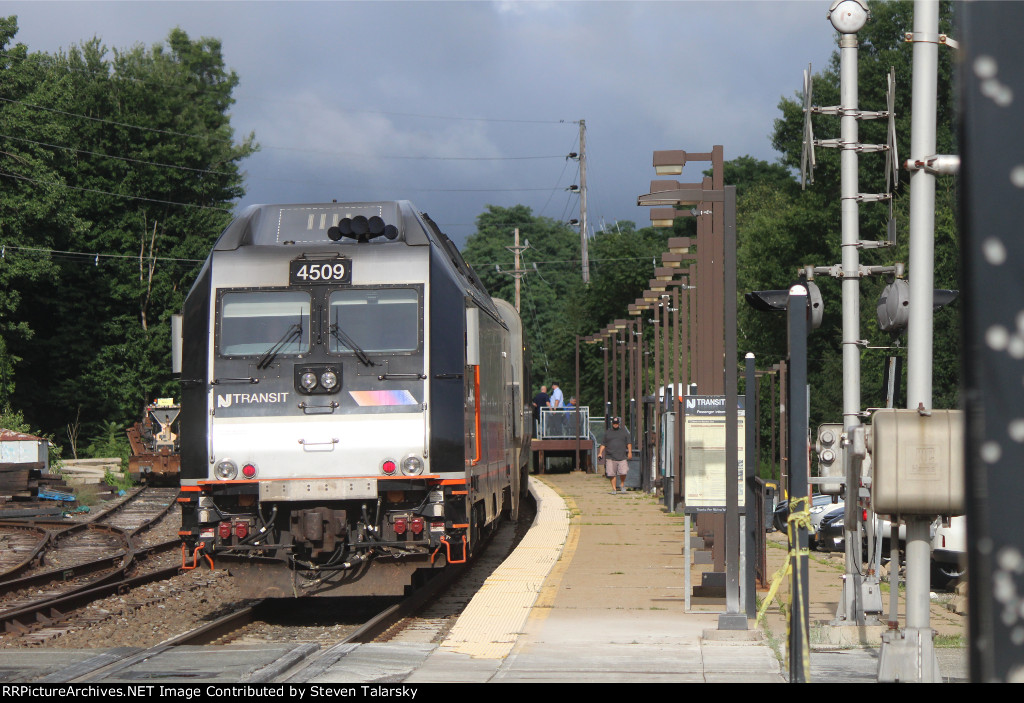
[403,471,779,682]
[401,471,968,684]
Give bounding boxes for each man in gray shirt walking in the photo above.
[598,417,632,493]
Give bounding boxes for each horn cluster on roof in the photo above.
[328,215,400,243]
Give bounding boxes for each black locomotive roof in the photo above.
[213,201,431,250]
[207,201,498,318]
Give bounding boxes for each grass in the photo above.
[73,482,100,507]
[934,633,965,648]
[103,467,135,491]
[760,621,785,665]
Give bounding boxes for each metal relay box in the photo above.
[870,409,964,516]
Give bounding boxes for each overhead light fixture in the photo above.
[668,237,692,254]
[653,150,688,176]
[651,208,677,228]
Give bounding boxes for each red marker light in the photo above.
[382,460,397,475]
[242,464,257,478]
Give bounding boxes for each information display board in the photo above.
[683,395,744,513]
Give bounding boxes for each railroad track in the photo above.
[0,524,50,580]
[0,485,176,582]
[8,492,536,683]
[0,486,180,640]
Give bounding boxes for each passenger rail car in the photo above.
[173,201,531,597]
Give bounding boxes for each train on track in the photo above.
[173,201,531,597]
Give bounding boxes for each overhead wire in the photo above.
[0,170,232,212]
[0,132,236,177]
[558,160,581,224]
[0,50,584,227]
[518,272,549,376]
[536,133,582,220]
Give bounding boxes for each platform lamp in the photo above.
[613,319,633,428]
[596,328,612,430]
[631,299,659,490]
[650,279,688,508]
[641,179,725,397]
[602,325,618,427]
[575,333,601,472]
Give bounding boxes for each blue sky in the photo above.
[7,1,840,244]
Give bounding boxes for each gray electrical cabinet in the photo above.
[870,409,964,516]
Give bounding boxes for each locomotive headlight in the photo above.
[300,372,318,391]
[215,459,238,480]
[401,455,424,476]
[320,370,338,390]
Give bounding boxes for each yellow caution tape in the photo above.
[757,495,812,681]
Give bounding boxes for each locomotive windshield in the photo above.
[329,288,419,353]
[219,291,310,356]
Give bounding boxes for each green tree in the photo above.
[463,205,583,386]
[462,205,683,414]
[0,17,87,407]
[0,19,256,440]
[742,0,960,459]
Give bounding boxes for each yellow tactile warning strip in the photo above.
[438,476,572,659]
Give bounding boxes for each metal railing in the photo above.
[538,406,591,440]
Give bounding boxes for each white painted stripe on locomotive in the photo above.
[209,414,427,479]
[202,242,436,477]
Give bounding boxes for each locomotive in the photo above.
[172,201,531,597]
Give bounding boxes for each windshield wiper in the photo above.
[331,311,376,367]
[257,321,303,370]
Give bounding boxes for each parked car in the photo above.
[809,499,844,550]
[931,515,966,588]
[772,493,836,533]
[816,507,891,554]
[816,506,848,552]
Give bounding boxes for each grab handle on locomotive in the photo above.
[181,542,215,571]
[438,535,468,564]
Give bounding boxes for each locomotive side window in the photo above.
[329,288,419,353]
[219,291,311,356]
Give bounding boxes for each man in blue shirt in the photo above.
[549,382,565,436]
[549,382,564,409]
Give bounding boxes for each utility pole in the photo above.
[498,228,530,313]
[579,119,590,284]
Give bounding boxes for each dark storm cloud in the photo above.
[6,1,839,243]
